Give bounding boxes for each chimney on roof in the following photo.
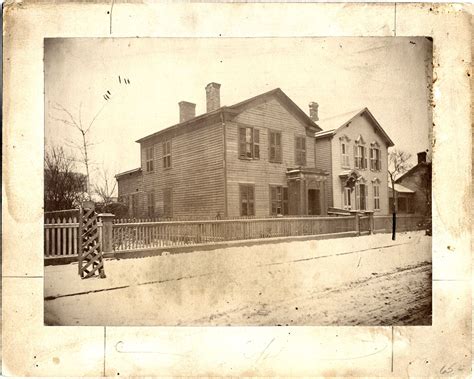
[205,82,221,112]
[417,151,427,164]
[178,101,196,123]
[309,102,319,122]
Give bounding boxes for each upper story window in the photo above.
[354,136,367,170]
[295,136,306,166]
[370,142,382,171]
[162,140,172,169]
[239,126,260,159]
[145,146,154,172]
[239,184,255,216]
[269,130,282,163]
[270,185,288,216]
[339,135,351,168]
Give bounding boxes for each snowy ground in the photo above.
[44,231,431,326]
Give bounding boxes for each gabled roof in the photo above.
[136,88,321,143]
[395,161,431,182]
[314,107,394,147]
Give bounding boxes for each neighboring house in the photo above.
[389,151,432,215]
[314,108,394,214]
[388,183,415,214]
[115,168,143,218]
[116,83,332,219]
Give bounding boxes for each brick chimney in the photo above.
[178,101,196,123]
[417,151,427,164]
[309,102,319,122]
[205,82,221,112]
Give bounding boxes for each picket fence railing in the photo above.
[44,213,429,259]
[111,216,356,251]
[44,216,80,257]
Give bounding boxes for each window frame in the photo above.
[343,187,352,210]
[238,126,260,160]
[295,135,306,166]
[145,146,154,172]
[239,184,255,216]
[162,140,172,169]
[163,188,173,218]
[373,180,380,210]
[269,185,289,216]
[370,142,381,171]
[268,129,282,163]
[356,180,368,210]
[147,190,155,217]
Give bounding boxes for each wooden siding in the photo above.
[396,164,431,215]
[226,97,316,218]
[315,137,333,207]
[117,172,143,214]
[330,113,390,214]
[140,122,225,219]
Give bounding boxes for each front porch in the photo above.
[286,167,329,216]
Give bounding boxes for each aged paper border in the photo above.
[2,2,472,376]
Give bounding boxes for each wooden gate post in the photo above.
[354,212,360,236]
[98,213,115,253]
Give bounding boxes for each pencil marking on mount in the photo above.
[256,338,275,363]
[109,0,115,35]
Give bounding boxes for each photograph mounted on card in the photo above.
[43,37,433,327]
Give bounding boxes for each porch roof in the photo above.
[389,183,415,194]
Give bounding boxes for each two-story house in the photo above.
[116,83,394,219]
[314,108,394,214]
[117,83,333,219]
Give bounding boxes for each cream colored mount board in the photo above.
[2,2,472,377]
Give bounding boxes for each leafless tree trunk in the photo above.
[388,149,412,240]
[93,165,117,205]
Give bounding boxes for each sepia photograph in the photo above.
[43,37,433,326]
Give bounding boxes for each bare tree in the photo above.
[93,165,117,205]
[388,149,413,239]
[49,75,131,200]
[44,146,87,211]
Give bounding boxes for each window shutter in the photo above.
[276,133,282,162]
[253,129,260,159]
[239,128,246,158]
[354,145,358,168]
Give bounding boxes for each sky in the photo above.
[44,37,433,191]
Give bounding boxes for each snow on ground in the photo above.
[44,231,431,326]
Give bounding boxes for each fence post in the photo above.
[98,213,115,253]
[368,211,374,234]
[354,213,360,236]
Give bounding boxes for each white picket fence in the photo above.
[44,216,79,257]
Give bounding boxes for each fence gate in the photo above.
[78,202,106,279]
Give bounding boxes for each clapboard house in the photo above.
[117,83,334,219]
[314,108,394,214]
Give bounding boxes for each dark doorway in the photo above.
[308,189,321,215]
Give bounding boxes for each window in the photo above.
[147,191,155,217]
[239,184,255,216]
[145,146,154,172]
[355,182,368,210]
[370,143,381,171]
[163,188,173,218]
[354,145,367,169]
[162,140,172,169]
[295,136,306,166]
[239,127,260,159]
[269,130,282,163]
[341,142,350,167]
[270,185,288,216]
[373,182,380,210]
[343,187,352,210]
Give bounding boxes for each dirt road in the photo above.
[45,231,432,326]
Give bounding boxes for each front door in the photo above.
[308,189,321,215]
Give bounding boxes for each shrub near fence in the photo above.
[112,216,356,251]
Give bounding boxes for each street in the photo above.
[45,231,431,326]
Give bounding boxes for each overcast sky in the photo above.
[45,37,432,188]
